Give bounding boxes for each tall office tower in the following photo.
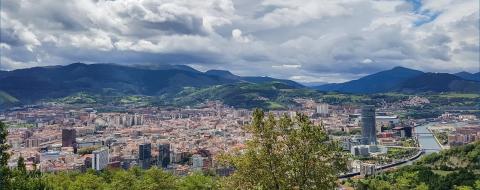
[62,128,76,147]
[361,105,377,145]
[158,143,170,168]
[92,148,109,171]
[139,143,152,169]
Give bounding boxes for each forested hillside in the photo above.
[346,142,480,190]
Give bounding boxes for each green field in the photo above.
[42,85,480,112]
[436,93,480,98]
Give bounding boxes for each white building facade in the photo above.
[92,148,109,171]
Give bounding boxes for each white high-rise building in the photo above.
[316,103,329,115]
[92,148,109,171]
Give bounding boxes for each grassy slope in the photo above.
[0,90,20,105]
[163,82,320,110]
[44,85,480,111]
[349,142,480,190]
[416,141,480,169]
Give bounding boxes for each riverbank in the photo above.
[427,127,448,150]
[415,122,443,153]
[338,149,424,179]
[339,122,443,179]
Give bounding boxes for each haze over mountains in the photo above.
[204,70,304,88]
[0,63,479,106]
[454,71,480,82]
[314,67,480,93]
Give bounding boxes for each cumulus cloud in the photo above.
[231,29,251,43]
[0,0,478,83]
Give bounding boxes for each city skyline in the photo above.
[1,0,480,189]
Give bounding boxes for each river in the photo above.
[415,122,442,154]
[340,122,444,178]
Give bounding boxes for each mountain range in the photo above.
[314,67,480,93]
[0,63,303,105]
[454,71,480,82]
[204,70,304,88]
[0,63,479,107]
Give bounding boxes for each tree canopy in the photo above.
[349,141,480,190]
[219,109,347,189]
[1,121,11,189]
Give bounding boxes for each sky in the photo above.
[0,0,479,83]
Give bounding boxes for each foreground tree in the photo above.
[16,156,26,173]
[70,172,105,190]
[178,172,216,190]
[0,121,11,189]
[220,109,347,190]
[107,169,137,190]
[132,167,178,190]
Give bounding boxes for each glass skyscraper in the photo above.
[139,143,152,169]
[361,105,377,145]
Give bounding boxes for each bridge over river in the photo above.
[414,122,443,153]
[339,122,442,179]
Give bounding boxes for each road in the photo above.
[339,122,442,179]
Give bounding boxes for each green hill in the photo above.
[48,82,370,110]
[315,67,480,93]
[347,142,480,190]
[157,82,321,110]
[416,141,480,170]
[0,90,20,107]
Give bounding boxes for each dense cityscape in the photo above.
[2,95,479,179]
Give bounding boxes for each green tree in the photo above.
[368,179,393,190]
[415,183,429,190]
[9,155,39,190]
[133,167,177,190]
[16,156,26,173]
[455,186,474,190]
[43,172,75,190]
[70,172,105,190]
[395,171,418,190]
[220,109,347,190]
[178,172,216,190]
[475,180,480,190]
[0,121,11,189]
[108,169,137,190]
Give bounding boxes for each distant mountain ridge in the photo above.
[314,67,480,93]
[205,70,304,88]
[0,63,303,104]
[1,63,479,107]
[400,73,480,92]
[454,71,480,82]
[314,67,424,93]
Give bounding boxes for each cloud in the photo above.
[231,29,251,43]
[0,0,478,83]
[362,59,373,64]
